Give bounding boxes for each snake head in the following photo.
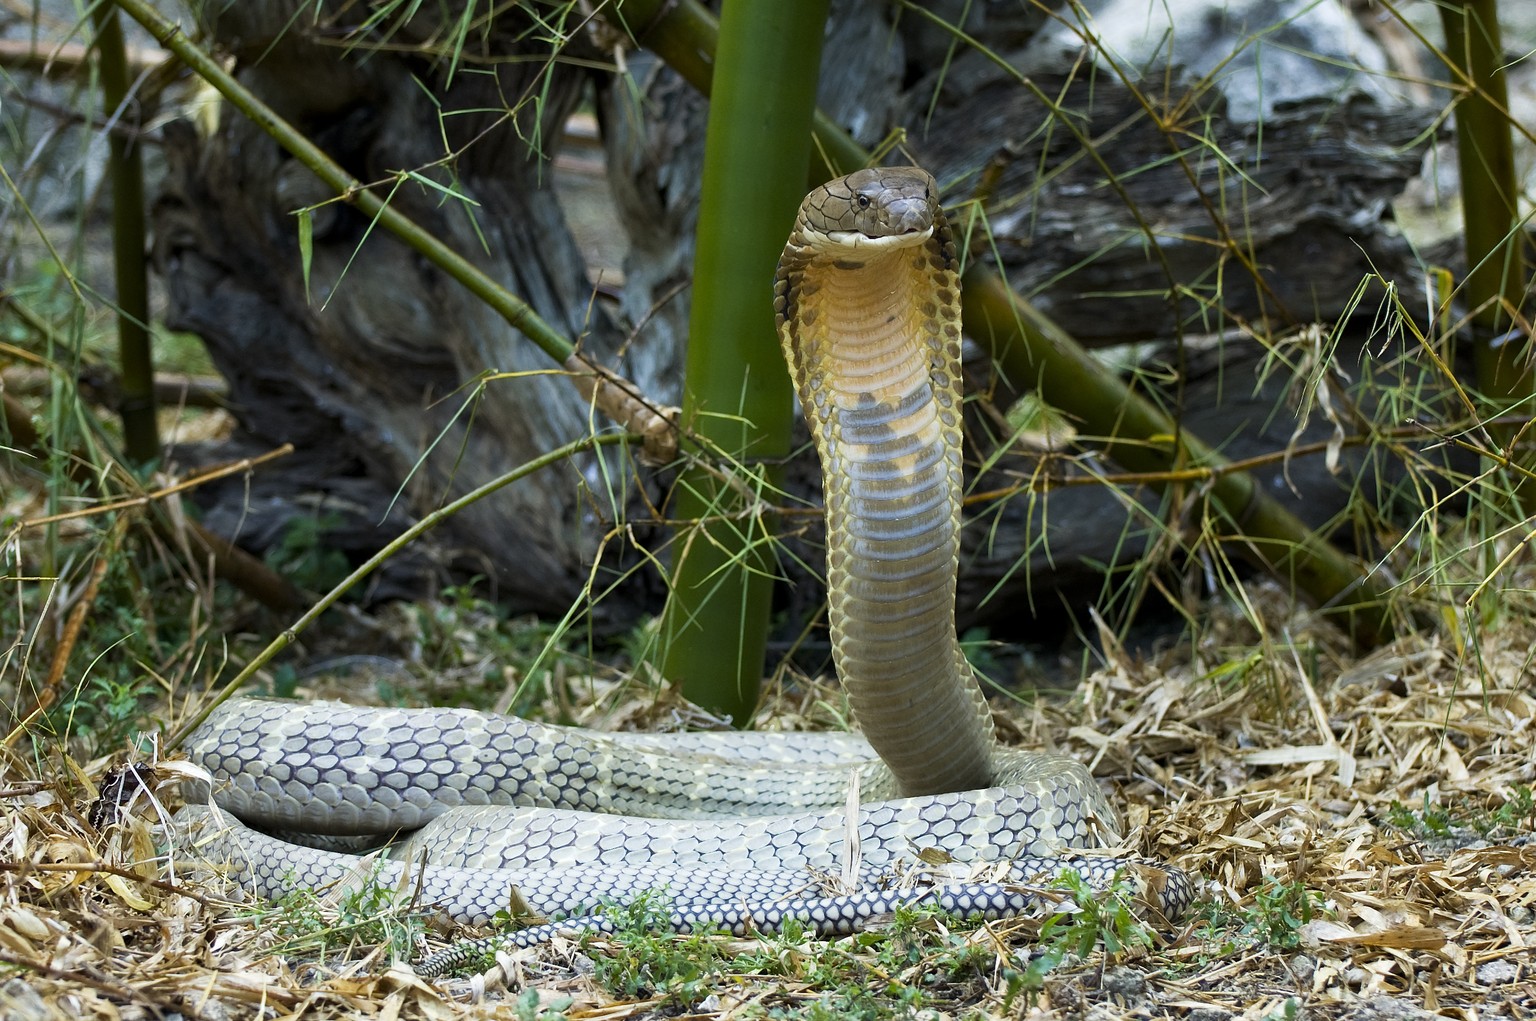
[798,167,938,254]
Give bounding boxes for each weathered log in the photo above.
[153,0,1447,643]
[154,1,646,613]
[910,51,1435,343]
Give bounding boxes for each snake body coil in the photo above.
[180,168,1188,970]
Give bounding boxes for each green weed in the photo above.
[1388,787,1535,841]
[1008,870,1156,1002]
[749,874,1155,1018]
[1198,877,1326,951]
[512,987,572,1021]
[1264,997,1303,1021]
[262,869,429,963]
[572,895,1019,1016]
[26,551,201,756]
[581,893,727,1006]
[264,513,351,594]
[399,582,596,713]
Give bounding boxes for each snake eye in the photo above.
[856,194,871,209]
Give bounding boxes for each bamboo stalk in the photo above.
[90,4,158,464]
[1441,0,1526,341]
[656,0,829,723]
[1439,0,1532,514]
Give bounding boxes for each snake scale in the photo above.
[178,167,1190,973]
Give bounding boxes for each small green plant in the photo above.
[560,895,1042,1018]
[1246,878,1322,948]
[264,513,351,593]
[1055,870,1155,957]
[752,875,1156,1018]
[747,904,984,1019]
[68,664,158,753]
[1388,788,1535,841]
[1198,877,1325,951]
[581,893,727,1006]
[1264,996,1303,1021]
[1488,788,1536,834]
[397,582,599,713]
[262,868,429,962]
[1013,869,1156,997]
[512,987,572,1021]
[39,557,195,756]
[1387,798,1458,838]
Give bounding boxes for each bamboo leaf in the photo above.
[296,208,314,304]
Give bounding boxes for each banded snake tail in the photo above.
[177,167,1191,975]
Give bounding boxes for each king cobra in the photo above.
[179,167,1189,972]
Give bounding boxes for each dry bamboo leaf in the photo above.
[1302,918,1449,950]
[1238,743,1345,767]
[100,874,154,913]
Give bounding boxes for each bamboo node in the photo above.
[563,354,679,465]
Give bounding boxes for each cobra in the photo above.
[179,167,1189,972]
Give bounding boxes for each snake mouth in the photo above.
[823,226,934,251]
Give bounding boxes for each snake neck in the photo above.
[777,228,998,799]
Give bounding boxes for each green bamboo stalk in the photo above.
[1441,0,1526,341]
[616,0,1399,646]
[1439,0,1532,511]
[655,0,829,724]
[90,3,158,464]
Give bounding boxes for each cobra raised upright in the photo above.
[181,167,1189,962]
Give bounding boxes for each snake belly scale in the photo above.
[179,167,1189,971]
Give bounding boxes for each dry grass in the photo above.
[0,579,1531,1020]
